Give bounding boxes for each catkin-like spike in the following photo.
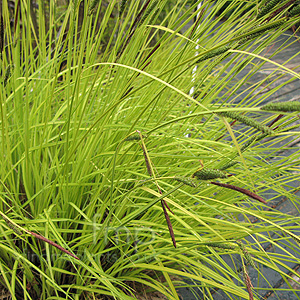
[266,0,297,22]
[240,133,269,152]
[202,242,236,250]
[0,212,79,259]
[161,200,176,248]
[125,135,141,141]
[210,182,267,204]
[196,45,231,64]
[29,231,80,260]
[0,15,4,55]
[241,136,257,152]
[141,145,152,177]
[174,176,197,187]
[240,136,257,152]
[261,101,300,112]
[238,20,284,44]
[88,0,100,15]
[193,168,228,180]
[289,4,300,16]
[256,132,270,142]
[2,216,22,235]
[219,111,273,135]
[238,241,256,268]
[243,265,254,300]
[257,0,282,19]
[119,0,127,17]
[219,160,239,170]
[3,64,14,87]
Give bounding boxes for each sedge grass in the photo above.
[0,0,300,299]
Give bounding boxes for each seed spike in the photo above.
[124,134,142,141]
[130,0,152,33]
[238,241,256,268]
[161,200,176,248]
[174,176,197,187]
[261,101,300,112]
[140,139,153,177]
[210,182,267,204]
[28,231,79,260]
[243,265,254,300]
[237,20,284,45]
[0,211,79,260]
[193,168,228,180]
[268,114,284,127]
[266,0,297,22]
[289,3,300,17]
[219,160,239,170]
[142,43,160,65]
[196,45,231,64]
[1,214,22,235]
[219,111,273,135]
[202,242,236,250]
[257,0,282,19]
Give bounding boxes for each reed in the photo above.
[124,134,142,141]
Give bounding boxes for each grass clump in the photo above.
[0,0,299,299]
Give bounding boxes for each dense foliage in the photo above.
[0,0,300,299]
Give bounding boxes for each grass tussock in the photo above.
[0,0,299,299]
